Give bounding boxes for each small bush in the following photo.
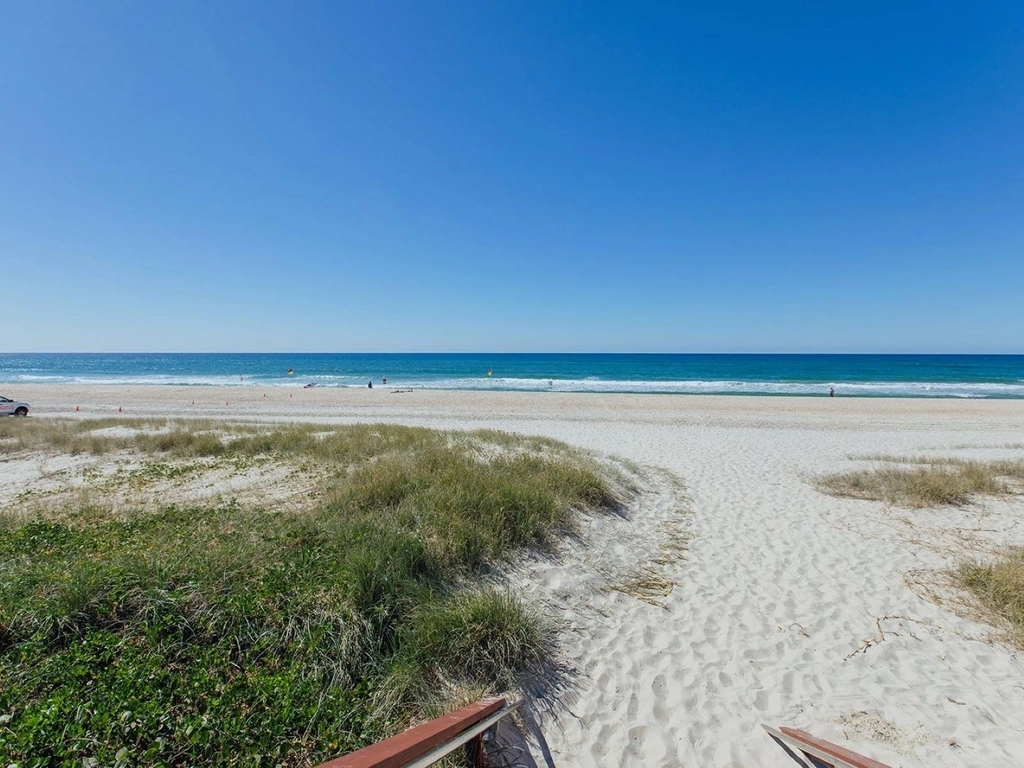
[405,590,548,687]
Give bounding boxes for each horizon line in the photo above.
[3,351,1023,357]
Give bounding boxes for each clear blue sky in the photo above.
[2,2,1022,353]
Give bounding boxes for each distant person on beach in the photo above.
[382,375,387,386]
[829,387,835,397]
[368,381,373,389]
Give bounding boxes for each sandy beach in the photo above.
[9,385,1024,767]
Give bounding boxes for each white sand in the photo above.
[9,385,1024,767]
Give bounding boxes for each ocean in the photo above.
[1,353,1023,399]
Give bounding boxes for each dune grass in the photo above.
[956,547,1024,649]
[816,457,1024,507]
[0,420,616,767]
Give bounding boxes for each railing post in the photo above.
[465,733,484,767]
[316,697,515,768]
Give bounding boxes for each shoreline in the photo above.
[5,351,1024,400]
[6,382,1024,400]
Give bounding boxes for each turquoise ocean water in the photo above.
[1,353,1023,398]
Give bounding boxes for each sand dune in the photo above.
[11,385,1024,766]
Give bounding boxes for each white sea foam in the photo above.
[390,377,1024,398]
[4,373,1024,398]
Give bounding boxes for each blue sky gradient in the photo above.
[2,2,1022,352]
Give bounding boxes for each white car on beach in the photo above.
[0,396,29,416]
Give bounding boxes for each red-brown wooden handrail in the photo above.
[764,724,892,768]
[317,698,508,768]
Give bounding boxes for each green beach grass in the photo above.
[0,419,618,767]
[956,547,1024,650]
[816,456,1024,508]
[814,453,1024,648]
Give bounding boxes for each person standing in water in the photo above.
[829,386,835,397]
[382,375,387,386]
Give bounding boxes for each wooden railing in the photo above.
[316,697,520,768]
[763,724,892,768]
[321,706,893,768]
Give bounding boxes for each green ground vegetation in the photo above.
[957,547,1024,649]
[0,419,617,767]
[816,456,1024,507]
[815,453,1024,648]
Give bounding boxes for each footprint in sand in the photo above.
[626,692,640,719]
[651,673,670,721]
[626,725,648,759]
[753,690,769,711]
